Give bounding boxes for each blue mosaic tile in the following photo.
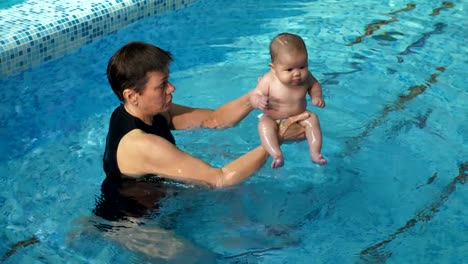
[0,0,198,77]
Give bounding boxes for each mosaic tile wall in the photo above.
[0,0,197,77]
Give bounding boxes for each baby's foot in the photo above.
[311,153,327,165]
[271,157,284,169]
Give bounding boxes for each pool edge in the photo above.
[0,0,197,77]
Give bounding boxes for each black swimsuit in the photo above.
[103,104,175,177]
[94,105,177,222]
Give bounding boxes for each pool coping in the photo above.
[0,0,197,77]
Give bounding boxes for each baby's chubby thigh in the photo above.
[257,113,281,132]
[297,110,319,128]
[257,113,284,168]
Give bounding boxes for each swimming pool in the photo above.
[0,0,467,262]
[0,0,196,76]
[0,0,25,9]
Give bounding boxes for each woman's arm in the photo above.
[117,112,310,188]
[167,90,254,130]
[117,128,267,188]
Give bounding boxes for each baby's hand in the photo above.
[312,97,325,108]
[253,95,269,111]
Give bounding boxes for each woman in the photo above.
[89,41,309,259]
[102,41,308,188]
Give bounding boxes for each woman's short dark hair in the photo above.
[106,41,173,102]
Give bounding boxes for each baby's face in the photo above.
[272,52,309,87]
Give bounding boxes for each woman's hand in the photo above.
[278,112,310,142]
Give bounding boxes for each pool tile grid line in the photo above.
[1,236,39,262]
[346,2,454,46]
[0,0,197,77]
[359,161,468,261]
[340,66,446,157]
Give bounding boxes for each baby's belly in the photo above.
[264,106,306,120]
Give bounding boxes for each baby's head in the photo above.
[269,33,307,63]
[269,33,309,86]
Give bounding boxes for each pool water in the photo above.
[0,0,26,9]
[0,0,467,263]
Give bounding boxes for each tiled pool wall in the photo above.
[0,0,197,77]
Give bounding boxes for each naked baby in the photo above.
[250,33,327,168]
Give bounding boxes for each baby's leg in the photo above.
[299,111,327,165]
[258,115,283,168]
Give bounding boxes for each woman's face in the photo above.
[138,70,175,115]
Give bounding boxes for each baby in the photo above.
[250,33,327,168]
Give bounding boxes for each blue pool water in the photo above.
[0,0,25,9]
[0,0,467,263]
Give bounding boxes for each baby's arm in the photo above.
[249,74,271,111]
[308,73,325,108]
